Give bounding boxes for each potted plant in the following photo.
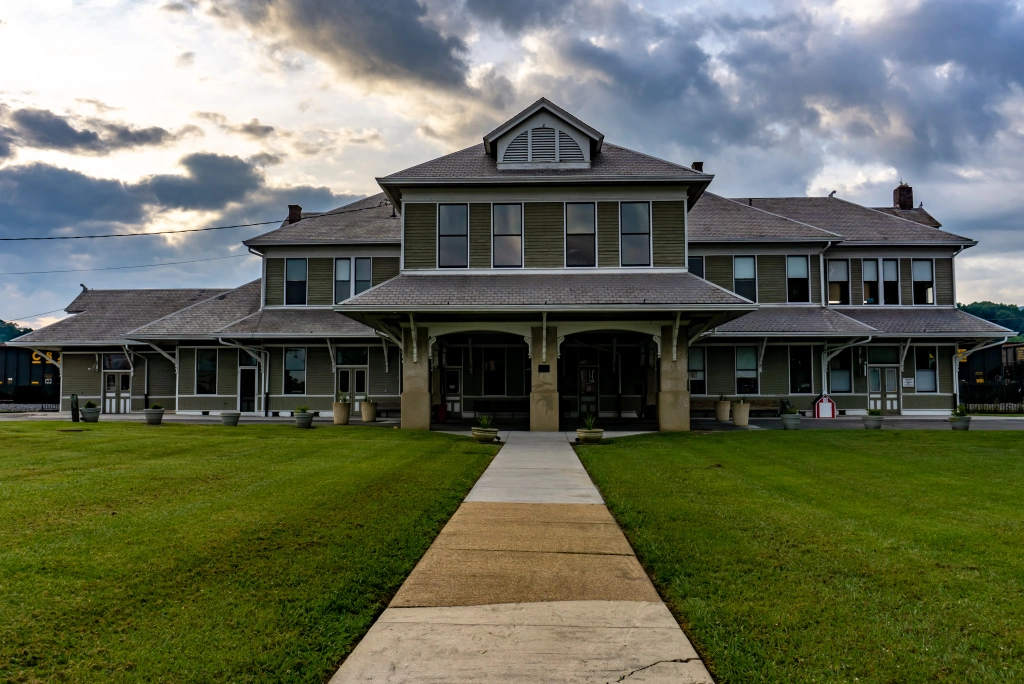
[143,403,165,426]
[220,409,241,427]
[293,405,314,429]
[360,398,377,423]
[80,400,100,423]
[780,405,801,430]
[731,397,750,427]
[950,404,971,431]
[471,414,499,443]
[863,408,884,430]
[576,413,604,444]
[333,392,351,425]
[714,394,731,422]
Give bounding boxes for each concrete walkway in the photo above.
[330,431,712,684]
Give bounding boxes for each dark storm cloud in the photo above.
[138,153,264,211]
[194,112,276,139]
[463,0,574,34]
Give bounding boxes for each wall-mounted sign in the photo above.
[903,377,915,388]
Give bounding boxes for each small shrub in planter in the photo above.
[471,414,499,443]
[714,394,731,422]
[293,405,314,429]
[220,410,241,427]
[780,405,801,430]
[863,408,884,430]
[950,404,971,431]
[576,413,604,444]
[333,392,351,425]
[80,401,101,423]
[143,403,165,426]
[731,397,750,427]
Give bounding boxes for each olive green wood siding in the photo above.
[597,202,619,267]
[652,201,686,267]
[178,396,237,411]
[269,396,333,411]
[307,258,334,305]
[269,348,283,395]
[939,345,955,394]
[706,346,735,396]
[144,353,176,398]
[902,347,915,393]
[369,345,401,397]
[178,348,195,395]
[810,259,822,304]
[757,255,786,303]
[832,395,866,410]
[307,347,334,396]
[850,259,863,306]
[372,257,400,286]
[903,394,954,410]
[265,258,284,305]
[935,258,954,305]
[900,259,913,305]
[62,354,100,401]
[854,364,868,394]
[217,348,239,396]
[760,346,789,394]
[131,363,146,398]
[524,202,564,268]
[704,256,733,291]
[469,203,491,269]
[404,203,437,269]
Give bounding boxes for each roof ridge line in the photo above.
[124,281,259,336]
[709,193,843,238]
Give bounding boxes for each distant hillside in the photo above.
[958,302,1024,342]
[0,320,32,343]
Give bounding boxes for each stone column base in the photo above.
[401,390,432,430]
[530,390,560,432]
[658,390,691,432]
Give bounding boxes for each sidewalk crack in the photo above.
[612,657,701,682]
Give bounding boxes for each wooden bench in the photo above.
[375,399,401,417]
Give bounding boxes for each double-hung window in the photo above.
[354,257,372,295]
[334,258,351,304]
[620,202,651,267]
[736,346,758,394]
[284,348,306,394]
[688,347,706,394]
[883,259,900,304]
[688,256,704,278]
[285,258,307,305]
[733,256,757,301]
[787,255,810,302]
[912,259,934,305]
[196,349,217,395]
[438,204,468,268]
[829,348,852,392]
[827,259,850,305]
[492,204,523,268]
[789,346,813,394]
[566,203,596,267]
[915,347,937,392]
[863,259,880,305]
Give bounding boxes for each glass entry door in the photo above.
[444,369,462,418]
[868,366,900,414]
[338,368,367,409]
[239,368,257,413]
[104,372,130,413]
[579,367,599,416]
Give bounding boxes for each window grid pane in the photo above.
[787,256,809,279]
[566,203,595,235]
[688,256,704,278]
[620,234,650,266]
[355,257,372,294]
[493,204,522,236]
[335,258,351,304]
[620,202,650,234]
[196,349,217,395]
[494,235,522,267]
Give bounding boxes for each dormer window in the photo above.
[501,125,587,165]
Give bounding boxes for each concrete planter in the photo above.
[143,408,165,426]
[731,402,750,427]
[80,407,100,423]
[576,428,604,444]
[333,402,351,425]
[780,413,801,430]
[360,401,377,423]
[950,416,971,431]
[294,412,314,429]
[714,400,731,422]
[471,427,499,443]
[220,411,241,427]
[862,415,884,430]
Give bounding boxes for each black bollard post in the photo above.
[71,393,80,423]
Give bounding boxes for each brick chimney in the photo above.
[893,182,913,211]
[691,161,704,172]
[287,204,303,224]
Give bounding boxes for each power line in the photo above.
[2,307,65,324]
[0,219,281,242]
[0,253,251,276]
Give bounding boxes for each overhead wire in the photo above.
[0,253,251,276]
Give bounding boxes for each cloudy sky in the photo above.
[2,0,1023,328]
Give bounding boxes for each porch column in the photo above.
[658,324,690,431]
[401,327,431,430]
[530,325,559,431]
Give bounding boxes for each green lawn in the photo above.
[577,431,1024,683]
[0,421,497,683]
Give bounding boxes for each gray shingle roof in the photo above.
[870,206,942,228]
[127,280,262,338]
[10,288,228,346]
[738,197,969,243]
[841,307,1012,336]
[245,194,401,246]
[216,308,374,337]
[380,142,706,180]
[338,272,754,311]
[689,193,838,241]
[714,306,877,335]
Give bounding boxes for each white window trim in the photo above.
[284,257,309,307]
[827,347,855,394]
[283,346,308,396]
[911,257,937,306]
[882,257,901,305]
[437,203,470,269]
[193,346,219,396]
[733,255,758,303]
[826,257,852,306]
[786,255,811,304]
[618,200,653,268]
[334,256,351,304]
[861,257,881,306]
[734,345,760,395]
[491,202,525,269]
[914,344,939,393]
[564,201,597,269]
[687,346,706,394]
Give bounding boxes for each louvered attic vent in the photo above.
[504,131,528,162]
[531,127,555,160]
[558,131,584,161]
[500,126,587,164]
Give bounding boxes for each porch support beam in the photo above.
[401,326,431,429]
[658,323,690,432]
[530,324,559,431]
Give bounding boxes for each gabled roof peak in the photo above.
[483,97,604,156]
